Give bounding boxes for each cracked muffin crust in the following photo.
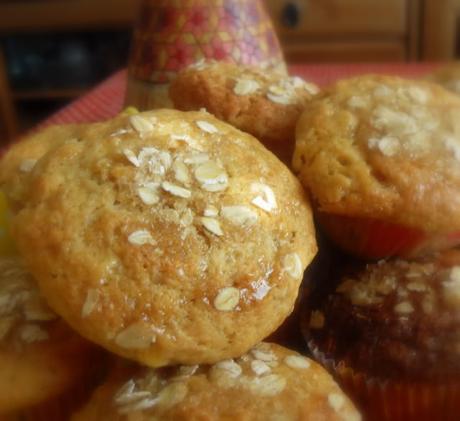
[169,61,319,164]
[72,343,360,421]
[0,256,98,414]
[6,109,317,367]
[293,75,460,258]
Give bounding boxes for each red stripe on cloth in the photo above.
[39,69,127,128]
[289,63,440,87]
[39,63,441,127]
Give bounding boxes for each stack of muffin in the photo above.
[0,101,360,419]
[170,62,460,420]
[292,75,460,421]
[2,57,460,420]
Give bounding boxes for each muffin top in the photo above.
[72,342,360,421]
[169,61,318,162]
[426,62,460,95]
[0,255,97,412]
[0,124,85,210]
[7,109,316,368]
[304,250,460,380]
[293,75,460,232]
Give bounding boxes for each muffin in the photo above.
[0,110,137,206]
[265,236,337,351]
[302,251,460,421]
[0,123,85,210]
[72,342,360,421]
[293,75,460,259]
[0,255,101,418]
[426,62,460,95]
[5,109,317,368]
[0,110,136,208]
[169,61,319,164]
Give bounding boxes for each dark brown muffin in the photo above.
[302,250,460,420]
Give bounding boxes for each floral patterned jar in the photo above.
[125,0,286,109]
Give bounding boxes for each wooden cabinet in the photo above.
[422,0,460,60]
[0,0,141,32]
[0,48,17,141]
[265,0,419,62]
[0,0,428,141]
[266,0,406,36]
[0,0,142,142]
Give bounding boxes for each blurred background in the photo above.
[0,0,458,140]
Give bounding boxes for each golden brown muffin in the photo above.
[169,61,319,164]
[302,251,460,420]
[72,342,360,421]
[0,110,136,205]
[6,109,317,368]
[294,75,460,259]
[0,255,100,416]
[426,62,460,95]
[0,124,85,210]
[0,109,136,207]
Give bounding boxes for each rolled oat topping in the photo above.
[233,78,261,96]
[214,287,240,311]
[128,230,156,246]
[196,120,219,134]
[0,257,57,345]
[115,322,157,350]
[284,355,311,370]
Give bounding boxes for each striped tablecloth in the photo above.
[41,63,439,128]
